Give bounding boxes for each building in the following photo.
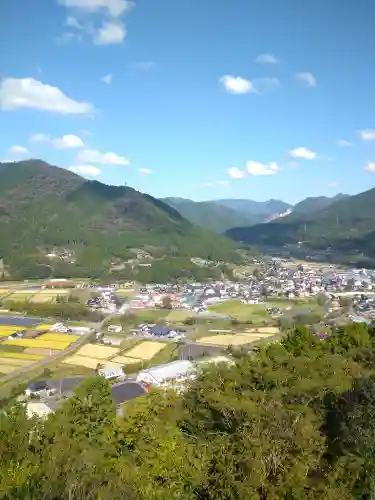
[136,360,195,388]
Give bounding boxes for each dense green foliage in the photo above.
[0,299,103,321]
[162,197,258,232]
[226,187,375,260]
[3,323,375,498]
[0,161,242,279]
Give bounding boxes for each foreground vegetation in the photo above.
[2,323,375,498]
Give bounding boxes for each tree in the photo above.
[162,295,173,309]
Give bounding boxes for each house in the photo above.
[136,360,195,388]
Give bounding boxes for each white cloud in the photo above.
[253,77,280,92]
[134,61,156,71]
[296,72,317,88]
[66,16,83,29]
[365,162,375,172]
[30,133,50,142]
[359,129,375,141]
[256,53,278,64]
[9,145,28,154]
[51,134,84,149]
[289,147,316,160]
[77,148,129,165]
[139,168,152,175]
[220,75,257,95]
[228,167,246,179]
[0,78,93,115]
[336,139,352,147]
[216,180,228,186]
[69,165,101,177]
[94,21,126,45]
[57,32,83,44]
[58,0,134,17]
[101,74,113,85]
[247,161,279,176]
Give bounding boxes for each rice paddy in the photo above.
[38,333,79,342]
[23,348,60,356]
[125,341,166,360]
[62,355,123,371]
[75,344,120,360]
[3,339,72,350]
[112,355,143,365]
[196,330,278,346]
[0,325,25,337]
[0,352,44,360]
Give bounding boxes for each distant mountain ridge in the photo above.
[225,190,375,261]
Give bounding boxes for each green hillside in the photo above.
[0,160,243,279]
[226,186,375,260]
[162,197,259,232]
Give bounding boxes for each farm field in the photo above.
[75,344,120,359]
[0,325,26,337]
[197,331,277,346]
[165,310,191,322]
[112,355,141,365]
[24,347,60,356]
[125,341,166,360]
[3,339,73,350]
[208,300,269,322]
[0,351,44,361]
[6,288,71,304]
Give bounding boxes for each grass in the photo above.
[209,300,269,322]
[0,344,26,353]
[165,310,191,323]
[146,342,179,367]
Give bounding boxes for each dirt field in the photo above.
[75,344,120,359]
[125,341,167,360]
[24,347,60,356]
[112,355,142,365]
[244,327,280,334]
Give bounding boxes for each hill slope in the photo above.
[161,197,258,232]
[0,161,242,279]
[226,188,375,259]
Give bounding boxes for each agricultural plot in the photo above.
[0,325,25,337]
[0,357,34,367]
[197,331,276,346]
[208,301,269,322]
[36,323,55,331]
[244,327,280,334]
[3,339,71,350]
[75,344,120,360]
[38,333,79,342]
[0,364,20,374]
[24,347,60,356]
[112,355,142,365]
[0,352,44,361]
[125,341,166,360]
[166,310,191,322]
[62,355,123,370]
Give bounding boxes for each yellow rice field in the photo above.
[0,352,44,360]
[30,295,57,303]
[0,289,9,294]
[11,290,35,295]
[0,357,34,367]
[3,339,71,350]
[125,341,166,360]
[38,333,79,342]
[0,364,19,374]
[0,326,25,337]
[112,355,143,365]
[62,355,123,371]
[36,323,55,331]
[75,344,120,359]
[197,332,275,346]
[38,289,70,295]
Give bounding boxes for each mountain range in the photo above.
[226,190,375,262]
[0,160,242,279]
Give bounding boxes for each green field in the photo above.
[165,309,191,323]
[209,300,269,322]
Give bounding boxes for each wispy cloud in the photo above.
[359,129,375,141]
[101,74,113,85]
[228,167,246,179]
[256,53,278,65]
[336,139,352,147]
[289,147,316,160]
[296,72,317,88]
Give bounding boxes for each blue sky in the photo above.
[0,0,374,204]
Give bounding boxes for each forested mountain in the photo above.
[214,198,292,217]
[0,161,242,279]
[162,197,259,232]
[290,193,350,218]
[226,187,375,259]
[2,324,375,498]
